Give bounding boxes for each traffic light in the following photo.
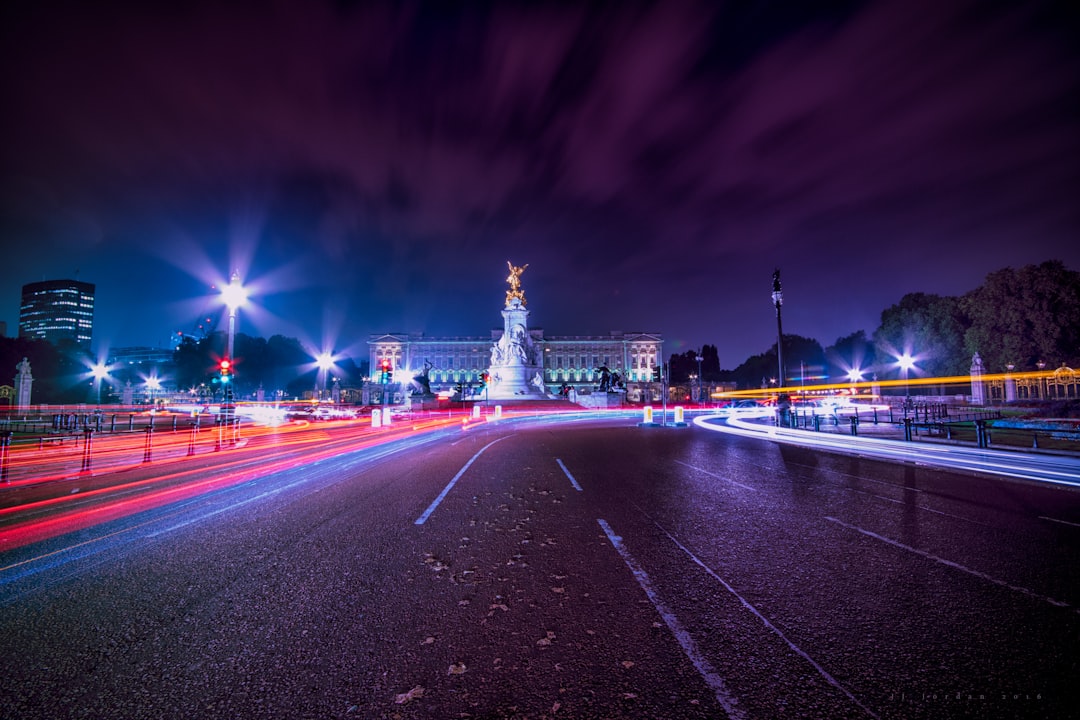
[479,372,489,388]
[220,359,231,384]
[652,365,662,382]
[379,358,392,383]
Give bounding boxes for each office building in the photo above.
[19,279,96,349]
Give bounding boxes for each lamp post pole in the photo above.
[221,269,246,440]
[695,354,703,405]
[771,269,784,390]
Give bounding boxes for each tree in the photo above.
[825,330,878,381]
[873,293,969,377]
[961,261,1080,372]
[726,335,823,390]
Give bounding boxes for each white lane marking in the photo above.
[646,514,879,718]
[555,458,583,492]
[825,516,1076,613]
[597,518,746,720]
[1040,515,1080,528]
[674,460,757,491]
[414,437,508,525]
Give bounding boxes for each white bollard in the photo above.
[674,406,684,424]
[472,405,481,419]
[494,405,503,419]
[371,410,382,428]
[382,407,392,426]
[643,405,654,424]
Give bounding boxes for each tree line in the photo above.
[4,259,1077,402]
[670,260,1080,389]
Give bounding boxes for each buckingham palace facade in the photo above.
[368,330,663,401]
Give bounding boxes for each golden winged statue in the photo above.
[505,261,528,306]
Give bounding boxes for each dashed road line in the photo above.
[826,515,1075,613]
[555,458,582,491]
[674,460,757,491]
[597,518,746,720]
[644,510,878,718]
[414,436,508,525]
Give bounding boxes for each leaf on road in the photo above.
[551,587,565,594]
[622,693,638,699]
[537,630,556,646]
[421,636,435,645]
[448,662,467,675]
[394,686,424,704]
[621,660,635,669]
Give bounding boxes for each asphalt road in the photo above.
[1,415,1078,719]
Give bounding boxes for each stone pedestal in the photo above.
[485,298,547,400]
[970,353,986,405]
[13,358,32,409]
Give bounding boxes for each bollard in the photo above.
[110,414,117,433]
[975,420,987,448]
[172,416,178,432]
[215,419,223,451]
[188,423,198,456]
[382,407,393,427]
[495,405,503,419]
[129,414,135,431]
[82,429,94,472]
[850,416,858,436]
[472,405,481,419]
[0,431,11,483]
[1032,432,1039,449]
[674,406,685,425]
[143,426,154,462]
[813,414,821,432]
[872,407,878,424]
[643,406,654,424]
[372,410,382,428]
[903,417,913,442]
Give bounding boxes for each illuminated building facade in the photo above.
[368,330,664,400]
[19,279,96,349]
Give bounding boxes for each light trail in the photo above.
[692,411,1080,488]
[0,417,465,553]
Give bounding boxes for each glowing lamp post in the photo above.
[771,269,784,390]
[315,351,335,401]
[896,352,915,410]
[90,361,109,405]
[847,368,863,394]
[695,353,704,404]
[219,270,247,430]
[146,376,162,407]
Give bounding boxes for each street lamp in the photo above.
[90,361,109,405]
[896,352,915,410]
[219,270,247,431]
[315,351,335,400]
[146,376,162,408]
[695,353,704,404]
[771,270,784,389]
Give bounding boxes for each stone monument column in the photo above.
[970,353,985,405]
[13,358,32,409]
[485,261,547,400]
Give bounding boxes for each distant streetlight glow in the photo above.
[847,368,864,383]
[895,351,916,402]
[219,269,246,435]
[314,350,337,400]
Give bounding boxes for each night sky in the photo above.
[2,0,1077,369]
